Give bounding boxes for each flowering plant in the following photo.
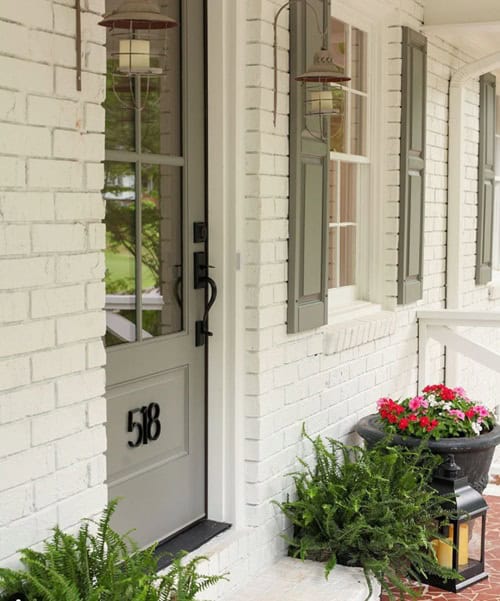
[377,384,496,440]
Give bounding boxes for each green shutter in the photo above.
[287,1,329,333]
[476,73,496,285]
[398,27,427,305]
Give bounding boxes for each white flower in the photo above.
[429,399,439,407]
[442,402,452,411]
[427,394,436,403]
[471,422,482,435]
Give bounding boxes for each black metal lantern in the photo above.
[426,454,488,592]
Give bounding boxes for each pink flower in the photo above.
[449,409,465,421]
[377,397,391,409]
[409,396,428,411]
[453,387,468,399]
[473,405,490,418]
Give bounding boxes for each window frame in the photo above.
[327,5,381,318]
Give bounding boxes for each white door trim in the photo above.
[206,0,246,527]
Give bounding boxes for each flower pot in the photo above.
[356,414,500,493]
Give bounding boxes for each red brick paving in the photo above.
[381,495,500,601]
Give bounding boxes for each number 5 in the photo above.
[127,407,143,448]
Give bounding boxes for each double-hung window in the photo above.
[328,16,369,310]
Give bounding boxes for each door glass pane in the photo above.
[142,0,182,156]
[141,164,183,338]
[104,162,136,346]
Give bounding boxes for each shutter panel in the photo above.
[398,27,427,305]
[476,73,496,285]
[287,1,329,333]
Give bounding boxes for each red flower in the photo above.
[440,387,455,401]
[465,409,475,419]
[419,416,430,428]
[398,418,409,430]
[408,414,418,422]
[387,414,398,424]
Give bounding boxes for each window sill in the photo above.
[323,302,396,355]
[488,281,500,301]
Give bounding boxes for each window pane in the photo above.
[350,93,366,156]
[329,160,338,223]
[330,18,347,75]
[104,72,135,152]
[340,226,356,286]
[104,162,136,346]
[351,28,366,93]
[330,88,346,153]
[141,164,183,338]
[328,227,338,288]
[141,0,182,155]
[340,162,357,223]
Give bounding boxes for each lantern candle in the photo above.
[458,523,469,566]
[309,90,334,114]
[119,39,150,71]
[436,526,453,568]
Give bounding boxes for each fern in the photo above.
[0,501,227,601]
[275,430,460,601]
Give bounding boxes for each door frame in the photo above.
[206,0,246,527]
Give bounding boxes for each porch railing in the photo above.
[417,310,500,391]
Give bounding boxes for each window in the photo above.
[328,17,368,309]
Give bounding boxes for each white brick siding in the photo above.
[0,0,107,564]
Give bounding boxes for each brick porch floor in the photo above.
[381,479,500,601]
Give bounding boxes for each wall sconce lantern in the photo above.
[273,0,350,128]
[427,455,488,592]
[99,0,177,109]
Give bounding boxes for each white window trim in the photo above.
[326,1,389,328]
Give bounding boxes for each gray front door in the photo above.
[103,0,206,547]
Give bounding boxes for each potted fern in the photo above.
[0,500,226,601]
[275,430,458,601]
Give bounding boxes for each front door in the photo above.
[103,0,206,547]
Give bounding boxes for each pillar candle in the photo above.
[119,39,150,71]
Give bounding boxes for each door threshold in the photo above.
[155,519,231,570]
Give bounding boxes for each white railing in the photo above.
[417,310,500,390]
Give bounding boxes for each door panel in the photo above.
[104,0,206,548]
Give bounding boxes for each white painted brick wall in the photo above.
[217,0,500,595]
[0,0,107,564]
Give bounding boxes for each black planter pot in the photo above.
[356,414,500,493]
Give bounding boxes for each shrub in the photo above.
[275,431,458,600]
[0,500,226,601]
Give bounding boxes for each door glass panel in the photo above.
[142,0,182,156]
[104,162,137,346]
[141,164,183,338]
[340,162,357,222]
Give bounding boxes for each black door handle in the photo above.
[194,251,218,347]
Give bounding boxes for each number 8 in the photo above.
[147,402,161,441]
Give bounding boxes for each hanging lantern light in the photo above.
[99,0,177,109]
[426,454,488,592]
[273,0,350,128]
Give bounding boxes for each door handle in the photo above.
[194,252,218,347]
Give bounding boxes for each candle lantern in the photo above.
[99,0,177,109]
[427,454,488,592]
[272,0,350,136]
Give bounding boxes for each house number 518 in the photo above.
[127,402,161,448]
